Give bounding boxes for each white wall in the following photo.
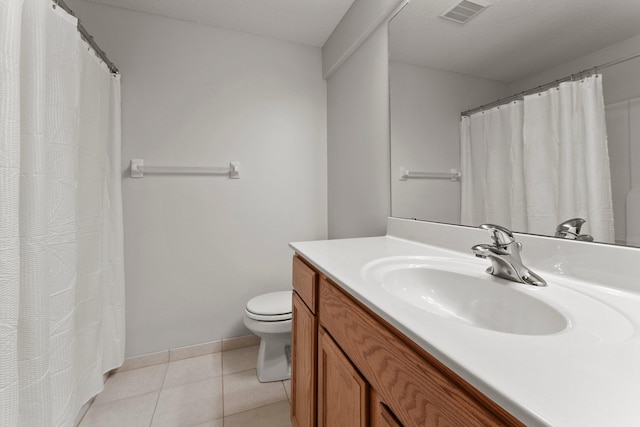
[390,62,510,222]
[325,0,405,239]
[327,25,390,238]
[68,1,328,356]
[512,34,640,246]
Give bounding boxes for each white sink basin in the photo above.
[362,256,568,335]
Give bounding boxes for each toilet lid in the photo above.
[246,291,292,321]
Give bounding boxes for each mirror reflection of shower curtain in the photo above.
[461,75,615,243]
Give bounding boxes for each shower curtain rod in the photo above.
[52,0,119,74]
[461,51,640,117]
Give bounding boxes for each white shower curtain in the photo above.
[0,1,125,426]
[461,75,615,242]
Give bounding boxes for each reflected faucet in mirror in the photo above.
[472,224,547,287]
[555,218,594,242]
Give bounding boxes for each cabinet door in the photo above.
[318,328,368,427]
[291,292,317,427]
[372,390,403,427]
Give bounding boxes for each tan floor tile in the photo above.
[222,344,259,375]
[94,364,167,405]
[151,378,223,427]
[191,420,224,427]
[163,353,222,389]
[81,340,296,426]
[223,369,287,416]
[282,379,291,401]
[79,391,159,427]
[224,400,292,427]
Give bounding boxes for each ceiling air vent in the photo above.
[439,0,491,24]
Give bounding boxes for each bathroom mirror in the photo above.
[389,0,640,247]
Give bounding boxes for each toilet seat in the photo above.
[245,291,292,322]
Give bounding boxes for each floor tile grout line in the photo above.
[88,386,163,408]
[223,397,291,421]
[92,362,172,406]
[147,362,169,427]
[157,353,226,392]
[223,371,289,419]
[221,348,225,422]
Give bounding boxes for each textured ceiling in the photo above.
[390,0,640,82]
[79,0,355,47]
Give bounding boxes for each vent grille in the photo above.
[439,0,490,24]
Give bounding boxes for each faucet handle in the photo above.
[555,218,586,236]
[479,224,515,247]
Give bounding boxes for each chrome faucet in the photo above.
[472,224,547,287]
[555,218,594,241]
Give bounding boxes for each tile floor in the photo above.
[78,344,292,427]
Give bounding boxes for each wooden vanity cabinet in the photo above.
[291,256,318,427]
[291,254,525,427]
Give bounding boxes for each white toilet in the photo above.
[243,291,292,383]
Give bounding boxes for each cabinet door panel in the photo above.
[291,293,317,427]
[318,328,368,427]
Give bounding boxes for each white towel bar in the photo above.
[399,167,461,181]
[130,159,240,179]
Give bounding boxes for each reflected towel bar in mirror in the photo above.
[399,167,461,181]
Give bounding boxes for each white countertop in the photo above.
[290,233,640,427]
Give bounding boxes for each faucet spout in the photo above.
[473,225,547,287]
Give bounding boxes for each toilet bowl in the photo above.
[243,291,292,383]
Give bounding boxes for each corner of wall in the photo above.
[322,0,407,80]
